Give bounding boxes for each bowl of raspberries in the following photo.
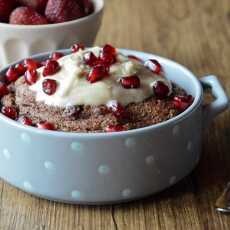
[0,0,104,67]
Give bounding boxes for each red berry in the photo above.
[37,121,56,130]
[87,65,109,83]
[24,58,40,70]
[10,6,48,25]
[0,0,15,22]
[1,106,17,120]
[82,0,94,15]
[120,75,140,89]
[45,0,85,23]
[24,69,38,85]
[145,59,162,74]
[103,44,116,56]
[18,116,33,126]
[105,124,125,132]
[71,43,85,53]
[84,52,99,67]
[106,100,129,120]
[6,67,19,82]
[42,79,57,95]
[17,0,48,13]
[153,81,169,99]
[0,82,9,98]
[15,63,26,76]
[173,95,194,112]
[128,55,142,62]
[43,60,60,76]
[50,52,64,61]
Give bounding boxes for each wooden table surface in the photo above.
[1,0,230,229]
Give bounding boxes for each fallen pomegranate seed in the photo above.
[120,75,140,89]
[84,52,99,67]
[0,82,9,98]
[105,124,125,132]
[18,116,33,126]
[15,63,26,75]
[6,67,19,82]
[37,121,56,130]
[128,55,142,62]
[50,52,64,61]
[87,65,109,83]
[1,106,17,120]
[24,58,40,70]
[43,60,60,77]
[71,43,85,53]
[103,44,116,56]
[173,95,194,111]
[24,69,38,85]
[106,100,129,120]
[42,79,57,95]
[145,59,162,74]
[153,81,169,99]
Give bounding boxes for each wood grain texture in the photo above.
[1,0,230,229]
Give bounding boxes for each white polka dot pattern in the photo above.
[98,165,110,175]
[20,133,31,144]
[124,138,136,148]
[44,161,55,171]
[122,188,132,198]
[23,181,32,191]
[169,176,177,185]
[71,142,83,152]
[145,155,155,165]
[3,148,11,160]
[172,125,180,136]
[71,190,81,199]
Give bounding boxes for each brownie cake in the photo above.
[0,44,194,132]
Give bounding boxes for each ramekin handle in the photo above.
[200,75,229,127]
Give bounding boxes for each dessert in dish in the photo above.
[0,0,94,25]
[0,44,194,132]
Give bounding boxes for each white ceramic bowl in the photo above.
[0,0,104,68]
[0,49,228,204]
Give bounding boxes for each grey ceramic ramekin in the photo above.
[0,49,229,204]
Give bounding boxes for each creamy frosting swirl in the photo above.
[29,47,172,107]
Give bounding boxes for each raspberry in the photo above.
[10,6,48,25]
[17,0,48,13]
[0,0,15,22]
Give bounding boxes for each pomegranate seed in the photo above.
[18,116,33,126]
[71,43,85,53]
[42,79,57,95]
[0,82,9,98]
[37,121,56,130]
[103,44,116,56]
[120,75,140,89]
[105,124,125,132]
[1,106,17,120]
[100,52,116,66]
[24,69,38,85]
[173,95,194,111]
[24,58,40,70]
[145,59,162,74]
[43,60,60,77]
[84,52,99,67]
[15,63,26,75]
[153,81,169,99]
[87,65,109,83]
[128,55,142,62]
[6,67,19,82]
[106,100,129,120]
[50,52,64,61]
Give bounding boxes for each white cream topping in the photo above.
[30,47,172,107]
